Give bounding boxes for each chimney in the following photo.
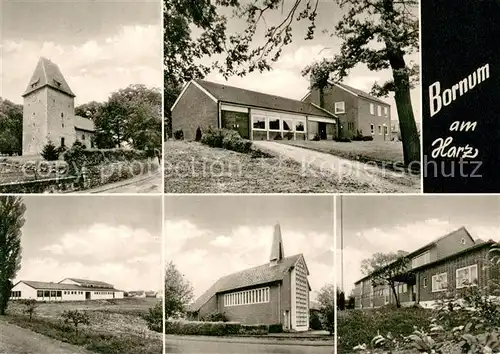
[270,223,285,266]
[397,250,409,257]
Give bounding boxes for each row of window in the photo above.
[429,264,478,292]
[370,124,389,135]
[252,116,306,132]
[224,287,270,307]
[333,101,389,117]
[11,291,21,298]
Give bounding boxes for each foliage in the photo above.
[21,299,38,321]
[195,127,202,142]
[41,141,60,161]
[165,320,241,336]
[165,261,194,319]
[240,324,269,335]
[309,310,323,330]
[200,128,253,154]
[173,129,184,140]
[201,310,228,322]
[337,288,346,310]
[61,310,90,336]
[361,252,410,308]
[334,137,352,142]
[75,101,103,120]
[268,323,283,333]
[0,197,25,315]
[0,98,22,156]
[312,133,321,141]
[144,302,162,332]
[346,293,356,309]
[317,284,335,334]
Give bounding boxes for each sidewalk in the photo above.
[75,172,160,193]
[165,334,334,347]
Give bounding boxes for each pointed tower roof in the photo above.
[22,57,75,98]
[270,223,285,264]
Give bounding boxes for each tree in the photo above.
[0,98,23,156]
[0,197,25,315]
[165,261,194,319]
[346,292,355,309]
[61,310,90,336]
[21,299,38,321]
[337,287,346,310]
[361,252,410,308]
[317,284,335,335]
[74,101,104,120]
[41,140,59,161]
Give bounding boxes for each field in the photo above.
[279,140,410,165]
[5,298,162,354]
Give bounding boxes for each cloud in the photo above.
[340,219,500,294]
[165,220,334,301]
[2,24,162,104]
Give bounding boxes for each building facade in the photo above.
[354,227,499,309]
[189,224,311,331]
[22,57,95,155]
[171,79,338,141]
[10,278,124,302]
[303,81,392,141]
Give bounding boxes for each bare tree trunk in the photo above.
[390,283,401,308]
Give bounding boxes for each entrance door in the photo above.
[85,292,91,300]
[318,122,327,140]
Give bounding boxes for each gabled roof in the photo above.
[329,81,389,105]
[15,280,118,292]
[74,116,95,132]
[60,278,114,288]
[191,254,306,311]
[23,57,75,98]
[194,79,336,119]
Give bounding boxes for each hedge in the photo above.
[200,128,252,154]
[165,320,241,336]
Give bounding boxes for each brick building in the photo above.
[303,81,392,141]
[354,227,499,309]
[10,278,124,302]
[189,224,311,331]
[22,57,95,155]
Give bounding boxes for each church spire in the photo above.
[270,223,285,265]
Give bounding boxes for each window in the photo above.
[370,124,375,135]
[384,107,389,117]
[335,101,345,114]
[282,119,293,131]
[50,291,56,297]
[377,105,382,116]
[423,277,428,288]
[295,121,305,132]
[60,137,65,147]
[378,125,382,135]
[252,116,266,130]
[269,117,280,131]
[56,291,62,297]
[456,264,478,288]
[412,251,431,268]
[370,103,375,115]
[37,291,43,297]
[383,125,388,135]
[224,287,270,307]
[10,291,21,298]
[432,272,448,292]
[44,291,50,297]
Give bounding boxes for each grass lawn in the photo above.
[165,140,349,193]
[6,298,162,354]
[279,140,410,165]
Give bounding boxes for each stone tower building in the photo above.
[22,57,94,156]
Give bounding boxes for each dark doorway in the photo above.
[60,137,65,147]
[318,122,327,140]
[85,292,91,300]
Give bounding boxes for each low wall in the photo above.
[0,176,77,194]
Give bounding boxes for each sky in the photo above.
[338,195,500,294]
[0,0,162,105]
[15,196,162,293]
[165,195,334,302]
[201,1,420,125]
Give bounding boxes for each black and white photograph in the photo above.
[164,195,334,353]
[0,0,162,194]
[336,195,500,353]
[0,195,163,353]
[164,0,421,194]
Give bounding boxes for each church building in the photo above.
[22,57,95,156]
[190,224,311,331]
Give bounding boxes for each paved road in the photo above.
[253,141,419,193]
[83,172,161,194]
[166,336,333,354]
[0,320,94,354]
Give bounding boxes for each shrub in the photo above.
[21,299,38,321]
[144,302,162,332]
[201,128,253,154]
[362,136,374,141]
[312,133,321,141]
[195,127,202,142]
[309,311,323,330]
[269,323,283,333]
[284,131,294,140]
[165,320,241,336]
[173,129,184,140]
[239,324,269,335]
[202,311,228,322]
[61,310,90,336]
[335,137,352,142]
[274,134,282,140]
[41,141,59,161]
